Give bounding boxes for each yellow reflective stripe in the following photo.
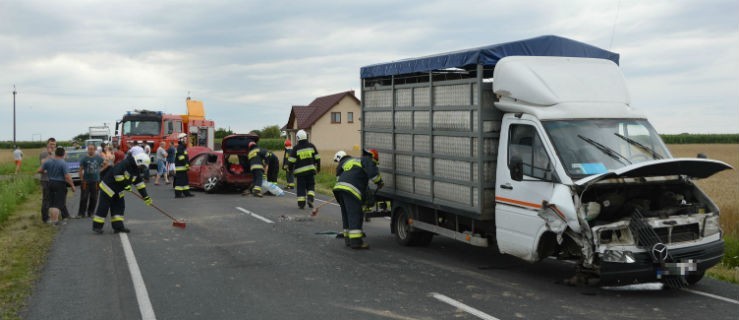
[124,171,131,179]
[297,196,306,201]
[175,166,187,171]
[183,151,188,155]
[253,186,262,191]
[114,175,125,182]
[307,191,315,197]
[333,182,361,200]
[183,185,190,190]
[93,216,105,223]
[118,191,125,198]
[111,215,124,222]
[178,155,185,160]
[100,182,115,197]
[342,159,362,171]
[314,154,321,160]
[175,186,186,190]
[348,230,363,239]
[135,182,146,190]
[250,164,264,170]
[288,157,296,163]
[296,148,315,160]
[294,165,316,174]
[371,174,382,184]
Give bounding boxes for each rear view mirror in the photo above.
[510,156,523,181]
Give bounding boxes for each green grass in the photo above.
[660,133,739,144]
[0,192,56,320]
[0,175,39,224]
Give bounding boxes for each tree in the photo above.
[72,132,88,142]
[260,125,281,138]
[215,127,234,139]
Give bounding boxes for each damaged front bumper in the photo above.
[598,239,724,286]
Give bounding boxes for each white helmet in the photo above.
[133,152,151,168]
[177,133,187,141]
[129,146,144,156]
[296,129,307,141]
[333,150,347,163]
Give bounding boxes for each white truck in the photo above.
[86,125,112,147]
[360,35,731,287]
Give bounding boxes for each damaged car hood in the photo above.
[574,158,732,187]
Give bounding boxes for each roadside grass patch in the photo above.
[0,175,39,224]
[0,192,56,320]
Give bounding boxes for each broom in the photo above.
[128,191,187,228]
[310,198,336,216]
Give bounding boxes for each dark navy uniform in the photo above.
[333,156,382,248]
[287,140,320,208]
[248,146,268,196]
[92,154,149,233]
[174,141,193,197]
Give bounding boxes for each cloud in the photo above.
[1,0,737,141]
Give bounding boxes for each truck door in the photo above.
[495,118,557,262]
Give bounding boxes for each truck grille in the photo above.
[650,223,700,244]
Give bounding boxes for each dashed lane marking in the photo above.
[430,292,500,320]
[236,207,275,224]
[120,233,157,320]
[683,288,739,305]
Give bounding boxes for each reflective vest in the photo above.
[99,155,149,199]
[248,147,268,171]
[333,156,382,201]
[288,141,320,176]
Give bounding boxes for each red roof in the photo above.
[284,91,359,130]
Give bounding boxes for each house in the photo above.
[283,90,361,153]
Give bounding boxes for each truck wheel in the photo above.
[685,271,705,285]
[392,207,433,246]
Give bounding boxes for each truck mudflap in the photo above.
[598,239,724,286]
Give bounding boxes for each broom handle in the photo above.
[127,191,179,221]
[315,198,336,210]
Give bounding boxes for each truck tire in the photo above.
[392,206,433,246]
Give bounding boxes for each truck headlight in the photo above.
[703,215,721,237]
[601,250,636,263]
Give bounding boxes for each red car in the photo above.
[187,134,259,193]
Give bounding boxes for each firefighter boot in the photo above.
[175,190,183,198]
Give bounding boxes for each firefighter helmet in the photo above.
[129,146,145,156]
[333,150,347,163]
[133,152,151,168]
[296,130,308,141]
[363,148,379,162]
[177,133,187,141]
[284,139,292,148]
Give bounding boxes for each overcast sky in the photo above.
[1,0,737,141]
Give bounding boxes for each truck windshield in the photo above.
[542,119,670,178]
[122,120,161,136]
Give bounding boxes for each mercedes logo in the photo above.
[650,243,669,263]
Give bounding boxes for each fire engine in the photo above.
[113,97,215,159]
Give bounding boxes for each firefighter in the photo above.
[287,129,320,209]
[92,148,152,234]
[174,133,194,198]
[265,150,280,184]
[332,149,383,249]
[281,139,295,189]
[247,141,269,197]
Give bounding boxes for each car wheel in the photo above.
[203,175,221,193]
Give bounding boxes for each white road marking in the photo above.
[430,292,500,320]
[683,288,739,305]
[283,190,339,207]
[236,207,275,224]
[120,233,157,320]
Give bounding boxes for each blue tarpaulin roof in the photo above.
[360,35,619,79]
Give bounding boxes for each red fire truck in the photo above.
[113,97,215,160]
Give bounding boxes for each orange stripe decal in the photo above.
[495,196,541,209]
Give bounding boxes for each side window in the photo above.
[508,124,551,179]
[167,121,174,134]
[191,155,206,166]
[174,121,183,133]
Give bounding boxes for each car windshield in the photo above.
[542,119,670,179]
[122,120,161,136]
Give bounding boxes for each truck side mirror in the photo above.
[510,156,523,181]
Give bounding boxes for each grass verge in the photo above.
[0,175,39,224]
[0,192,57,320]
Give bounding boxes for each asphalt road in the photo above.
[24,183,739,319]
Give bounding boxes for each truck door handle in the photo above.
[500,183,513,190]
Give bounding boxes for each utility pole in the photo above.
[13,85,17,147]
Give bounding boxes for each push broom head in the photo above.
[172,220,187,229]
